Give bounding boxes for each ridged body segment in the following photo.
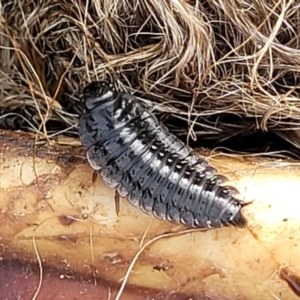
[78,81,247,228]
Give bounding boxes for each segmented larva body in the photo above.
[78,81,247,228]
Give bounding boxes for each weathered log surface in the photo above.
[0,129,300,300]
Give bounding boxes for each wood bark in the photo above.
[0,129,299,300]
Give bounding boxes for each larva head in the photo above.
[81,81,118,110]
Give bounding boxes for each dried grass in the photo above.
[1,0,300,154]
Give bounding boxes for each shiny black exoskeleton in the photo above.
[78,81,247,228]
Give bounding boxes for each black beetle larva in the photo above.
[78,81,247,228]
